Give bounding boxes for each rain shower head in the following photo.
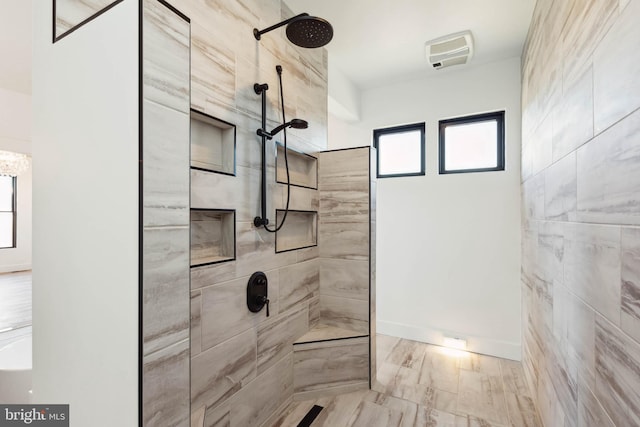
[254,13,333,48]
[258,119,308,140]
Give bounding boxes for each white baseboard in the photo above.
[0,264,32,274]
[377,319,521,361]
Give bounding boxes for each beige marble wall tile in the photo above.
[229,354,293,427]
[593,0,640,134]
[191,328,257,411]
[143,0,190,113]
[191,290,202,357]
[257,306,308,374]
[563,223,621,324]
[143,226,190,356]
[294,337,369,394]
[191,405,205,427]
[200,271,278,351]
[621,227,640,343]
[578,380,615,427]
[577,108,640,225]
[318,221,369,261]
[544,153,576,221]
[308,295,320,328]
[143,339,190,427]
[595,315,640,426]
[203,400,230,427]
[278,258,319,313]
[143,100,190,227]
[567,292,596,389]
[320,258,369,301]
[320,295,369,334]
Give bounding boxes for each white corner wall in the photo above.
[330,57,522,359]
[32,1,139,425]
[0,87,32,272]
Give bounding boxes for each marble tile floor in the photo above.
[271,334,542,427]
[0,270,32,347]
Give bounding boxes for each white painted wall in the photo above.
[329,57,522,359]
[0,88,32,272]
[32,1,138,425]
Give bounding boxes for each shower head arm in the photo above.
[257,119,308,140]
[253,13,309,40]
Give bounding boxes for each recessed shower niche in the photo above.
[190,209,236,267]
[276,143,318,189]
[275,209,318,253]
[190,109,236,176]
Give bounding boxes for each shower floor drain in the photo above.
[297,405,324,427]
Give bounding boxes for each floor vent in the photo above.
[425,31,474,70]
[297,405,324,427]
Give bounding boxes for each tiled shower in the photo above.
[139,0,376,425]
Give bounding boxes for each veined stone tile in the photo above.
[293,337,369,394]
[595,315,640,426]
[457,369,509,425]
[544,153,577,221]
[320,258,369,301]
[191,328,257,411]
[203,401,229,427]
[561,0,617,86]
[257,305,308,374]
[319,295,368,334]
[191,257,238,291]
[143,226,190,356]
[143,100,190,227]
[552,68,593,162]
[563,223,621,325]
[566,284,596,391]
[191,290,202,357]
[55,0,120,37]
[578,379,615,427]
[522,173,545,221]
[190,404,205,427]
[318,220,369,260]
[500,359,531,397]
[418,351,459,393]
[191,22,236,110]
[229,354,293,427]
[532,113,553,176]
[319,148,370,189]
[143,339,190,427]
[143,0,190,114]
[577,108,640,225]
[308,295,320,328]
[594,0,640,134]
[279,259,319,313]
[200,270,278,351]
[347,401,403,427]
[621,227,640,343]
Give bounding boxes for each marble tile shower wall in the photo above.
[521,0,640,426]
[179,0,328,426]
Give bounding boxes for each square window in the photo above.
[373,123,425,178]
[439,111,505,174]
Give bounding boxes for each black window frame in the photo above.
[0,175,17,249]
[439,111,505,174]
[373,122,426,178]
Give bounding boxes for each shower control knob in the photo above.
[247,271,269,317]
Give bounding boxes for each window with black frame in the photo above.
[439,111,505,174]
[373,122,425,178]
[0,175,16,249]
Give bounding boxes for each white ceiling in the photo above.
[0,0,32,94]
[285,0,536,89]
[0,1,535,95]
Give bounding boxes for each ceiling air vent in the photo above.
[425,31,474,70]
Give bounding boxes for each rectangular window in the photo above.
[373,122,425,178]
[439,111,505,174]
[0,175,16,249]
